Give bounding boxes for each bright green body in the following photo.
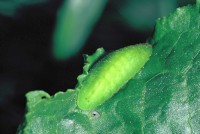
[77,44,152,110]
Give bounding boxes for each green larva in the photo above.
[77,44,152,110]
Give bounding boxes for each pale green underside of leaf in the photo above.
[18,2,200,134]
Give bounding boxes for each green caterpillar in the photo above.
[77,44,152,110]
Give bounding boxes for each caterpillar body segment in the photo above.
[77,44,152,110]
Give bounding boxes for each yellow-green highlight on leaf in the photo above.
[77,44,152,110]
[52,0,107,60]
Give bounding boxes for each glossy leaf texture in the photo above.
[18,1,200,134]
[52,0,107,60]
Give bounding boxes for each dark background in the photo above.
[0,0,194,133]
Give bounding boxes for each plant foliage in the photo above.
[18,1,200,133]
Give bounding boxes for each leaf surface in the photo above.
[18,2,200,134]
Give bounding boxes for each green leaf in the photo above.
[19,1,200,134]
[52,0,107,60]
